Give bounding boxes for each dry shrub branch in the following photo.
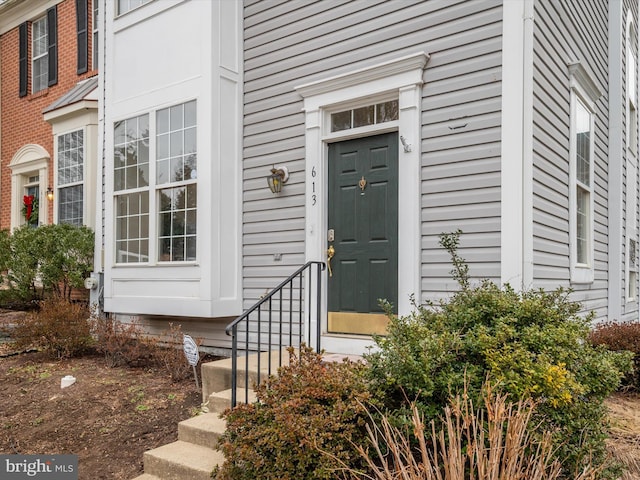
[350,384,603,480]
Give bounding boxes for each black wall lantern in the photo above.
[267,165,289,194]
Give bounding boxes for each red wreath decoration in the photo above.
[23,195,35,221]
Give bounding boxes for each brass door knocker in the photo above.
[359,176,367,193]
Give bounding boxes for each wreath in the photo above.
[22,195,39,226]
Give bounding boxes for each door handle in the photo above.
[327,245,335,277]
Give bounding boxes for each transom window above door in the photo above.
[330,100,399,133]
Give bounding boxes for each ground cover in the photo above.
[0,309,202,480]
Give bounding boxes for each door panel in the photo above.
[327,132,398,335]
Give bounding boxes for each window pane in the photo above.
[58,130,84,186]
[115,192,149,263]
[184,101,197,127]
[576,187,589,264]
[157,109,169,134]
[170,105,183,131]
[157,185,196,262]
[353,105,374,128]
[331,111,351,132]
[114,114,149,191]
[58,185,83,226]
[576,100,591,186]
[376,100,399,123]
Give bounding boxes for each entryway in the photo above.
[327,132,398,335]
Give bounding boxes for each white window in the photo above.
[116,0,151,16]
[156,101,197,262]
[330,100,399,132]
[575,100,592,267]
[57,130,84,226]
[568,61,600,284]
[113,100,197,264]
[32,15,48,93]
[114,114,150,263]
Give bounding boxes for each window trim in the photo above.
[31,15,48,94]
[568,63,601,284]
[116,0,152,17]
[56,129,86,226]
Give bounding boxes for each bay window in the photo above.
[113,100,197,264]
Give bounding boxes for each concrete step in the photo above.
[143,440,224,480]
[201,349,292,401]
[208,388,257,413]
[131,475,160,480]
[178,413,226,450]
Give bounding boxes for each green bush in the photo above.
[2,224,94,303]
[12,297,93,359]
[0,228,10,277]
[365,231,632,478]
[214,346,372,480]
[589,321,640,390]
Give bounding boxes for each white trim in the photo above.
[500,0,534,289]
[295,52,427,355]
[569,87,596,284]
[9,144,51,231]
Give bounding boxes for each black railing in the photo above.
[225,261,325,407]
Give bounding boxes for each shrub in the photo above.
[154,323,203,381]
[349,383,603,480]
[91,315,157,368]
[214,346,372,480]
[0,228,10,278]
[589,321,640,390]
[2,224,94,303]
[11,297,92,359]
[365,231,632,478]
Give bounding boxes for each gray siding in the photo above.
[243,0,504,307]
[531,0,609,318]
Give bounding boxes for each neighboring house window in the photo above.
[117,0,151,15]
[31,16,48,93]
[156,101,197,262]
[92,0,98,70]
[18,7,58,97]
[76,0,88,74]
[57,130,84,226]
[114,114,150,263]
[24,178,40,228]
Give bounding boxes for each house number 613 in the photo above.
[311,166,317,206]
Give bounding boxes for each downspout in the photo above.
[522,0,535,287]
[91,0,107,312]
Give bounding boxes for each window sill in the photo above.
[570,265,594,285]
[27,88,50,101]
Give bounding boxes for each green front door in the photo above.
[327,132,398,335]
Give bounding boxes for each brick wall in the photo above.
[0,0,97,229]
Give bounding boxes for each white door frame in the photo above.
[295,52,428,354]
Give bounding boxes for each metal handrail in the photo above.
[225,261,325,407]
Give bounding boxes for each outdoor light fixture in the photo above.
[46,187,54,201]
[267,165,289,194]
